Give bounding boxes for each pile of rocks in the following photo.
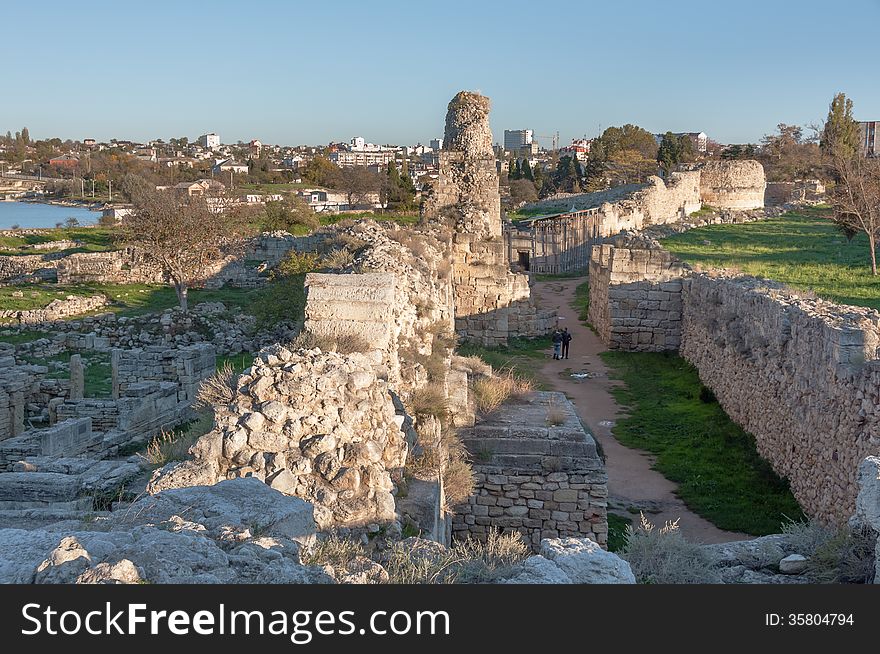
[149,344,410,530]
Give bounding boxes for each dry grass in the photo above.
[140,412,214,467]
[442,458,476,507]
[289,330,371,354]
[453,355,492,378]
[621,513,720,584]
[407,386,449,421]
[783,519,876,583]
[545,400,568,426]
[194,361,237,409]
[472,369,534,415]
[301,534,367,568]
[320,248,355,270]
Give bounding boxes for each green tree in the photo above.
[301,155,340,186]
[657,132,681,176]
[820,93,860,162]
[521,158,534,182]
[383,161,416,210]
[507,158,517,181]
[262,196,320,232]
[554,155,582,193]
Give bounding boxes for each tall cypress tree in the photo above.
[521,158,534,181]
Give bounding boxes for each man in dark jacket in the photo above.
[561,327,572,359]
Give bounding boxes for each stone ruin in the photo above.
[698,160,766,210]
[588,234,880,524]
[0,342,215,523]
[423,91,556,345]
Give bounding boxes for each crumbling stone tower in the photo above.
[423,91,554,345]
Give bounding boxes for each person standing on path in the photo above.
[551,328,563,360]
[561,327,572,359]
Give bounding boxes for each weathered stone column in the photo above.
[69,354,84,400]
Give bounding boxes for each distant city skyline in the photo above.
[2,0,879,148]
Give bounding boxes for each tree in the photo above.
[335,166,382,208]
[262,196,320,232]
[507,158,518,182]
[382,162,416,210]
[553,155,582,193]
[118,180,252,310]
[820,94,880,275]
[301,155,339,186]
[20,127,29,145]
[657,132,682,175]
[508,178,538,206]
[759,123,823,182]
[820,93,860,162]
[521,158,534,182]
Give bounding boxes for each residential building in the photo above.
[561,139,591,161]
[212,159,249,175]
[430,138,443,151]
[330,149,395,167]
[504,129,533,152]
[174,178,226,197]
[47,154,79,169]
[199,133,221,149]
[859,121,879,157]
[250,139,263,158]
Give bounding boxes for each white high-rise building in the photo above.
[198,133,220,149]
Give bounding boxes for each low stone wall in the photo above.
[0,253,61,282]
[699,160,766,210]
[452,391,608,550]
[111,343,216,406]
[0,355,41,441]
[56,249,166,285]
[680,275,880,523]
[0,418,99,471]
[587,240,686,351]
[0,295,109,325]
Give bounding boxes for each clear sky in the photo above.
[2,0,879,148]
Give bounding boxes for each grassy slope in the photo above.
[0,227,114,255]
[662,207,880,310]
[600,350,803,535]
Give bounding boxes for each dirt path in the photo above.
[531,277,748,544]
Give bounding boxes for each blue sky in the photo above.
[2,0,878,147]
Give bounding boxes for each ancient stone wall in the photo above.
[0,253,61,282]
[587,240,687,351]
[452,392,608,550]
[111,343,215,407]
[0,295,109,325]
[680,275,880,523]
[699,160,766,209]
[148,345,410,530]
[56,249,166,285]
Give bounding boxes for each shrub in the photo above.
[453,529,530,583]
[783,519,877,583]
[301,534,367,569]
[383,541,460,584]
[273,251,319,277]
[320,248,355,270]
[545,400,567,426]
[442,458,475,508]
[621,513,721,584]
[472,369,534,415]
[140,413,214,467]
[194,361,237,409]
[408,386,449,421]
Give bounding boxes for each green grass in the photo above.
[600,350,804,535]
[0,226,115,255]
[607,513,633,553]
[662,207,880,310]
[573,279,590,323]
[0,282,268,317]
[0,329,53,345]
[19,350,112,397]
[216,351,255,374]
[457,336,550,387]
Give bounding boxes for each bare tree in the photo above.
[118,183,252,310]
[335,166,382,209]
[821,93,880,275]
[826,151,880,275]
